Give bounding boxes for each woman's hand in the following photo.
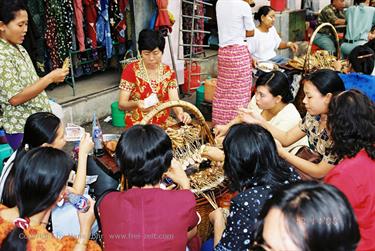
[287,42,298,53]
[177,112,191,124]
[165,159,190,189]
[137,100,155,112]
[201,146,225,162]
[214,124,230,138]
[47,68,69,84]
[79,133,94,156]
[238,108,265,125]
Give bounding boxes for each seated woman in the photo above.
[247,6,298,65]
[240,69,345,179]
[0,112,93,207]
[96,125,199,251]
[118,29,191,128]
[253,181,360,251]
[340,0,375,58]
[335,45,375,101]
[203,123,300,251]
[215,71,308,152]
[0,147,100,250]
[325,90,375,251]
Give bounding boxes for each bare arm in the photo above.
[334,18,346,25]
[9,68,68,106]
[278,41,298,52]
[118,89,138,111]
[169,88,191,124]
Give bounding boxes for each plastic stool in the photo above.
[0,144,13,172]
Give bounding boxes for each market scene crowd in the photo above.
[0,0,374,250]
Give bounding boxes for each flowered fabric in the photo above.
[0,205,101,250]
[0,39,51,134]
[119,60,178,128]
[299,113,339,165]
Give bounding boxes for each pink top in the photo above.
[325,150,375,251]
[98,188,198,251]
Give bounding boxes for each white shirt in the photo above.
[248,97,308,152]
[247,26,281,61]
[216,0,255,47]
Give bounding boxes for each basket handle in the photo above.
[304,22,341,74]
[139,100,215,145]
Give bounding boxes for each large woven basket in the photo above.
[140,100,224,241]
[303,22,341,74]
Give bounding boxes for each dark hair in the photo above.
[223,123,293,192]
[0,0,27,24]
[256,71,293,103]
[365,39,375,52]
[328,89,375,160]
[116,124,173,188]
[1,112,61,207]
[138,29,166,53]
[255,181,360,251]
[0,147,73,251]
[254,6,273,23]
[348,45,375,75]
[303,69,345,96]
[354,0,367,4]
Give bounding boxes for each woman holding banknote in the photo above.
[0,0,69,150]
[118,29,191,128]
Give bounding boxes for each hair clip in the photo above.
[357,53,373,59]
[13,217,30,230]
[24,144,30,151]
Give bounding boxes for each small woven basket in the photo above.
[303,22,340,74]
[120,49,140,70]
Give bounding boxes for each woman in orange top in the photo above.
[0,147,100,251]
[119,29,191,128]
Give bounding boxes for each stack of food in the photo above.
[287,50,347,72]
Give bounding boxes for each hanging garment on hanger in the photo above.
[97,0,113,58]
[155,0,172,33]
[45,0,74,69]
[73,0,85,51]
[83,0,98,48]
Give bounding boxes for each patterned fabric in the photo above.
[73,0,85,51]
[45,0,74,69]
[215,168,300,251]
[97,0,113,58]
[0,205,101,250]
[317,4,345,35]
[212,45,252,125]
[119,60,178,128]
[83,0,98,48]
[299,113,338,165]
[0,39,51,134]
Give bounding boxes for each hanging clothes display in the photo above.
[73,0,85,52]
[45,0,74,69]
[182,2,205,56]
[83,0,98,48]
[114,0,129,44]
[23,0,47,75]
[97,0,113,58]
[155,0,172,33]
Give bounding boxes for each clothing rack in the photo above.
[178,0,212,94]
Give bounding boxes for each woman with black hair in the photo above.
[247,5,298,65]
[0,112,93,208]
[96,124,199,251]
[334,45,375,101]
[215,71,307,152]
[203,123,300,251]
[325,90,375,251]
[252,182,360,251]
[241,69,345,179]
[0,147,100,250]
[0,0,69,150]
[118,29,191,128]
